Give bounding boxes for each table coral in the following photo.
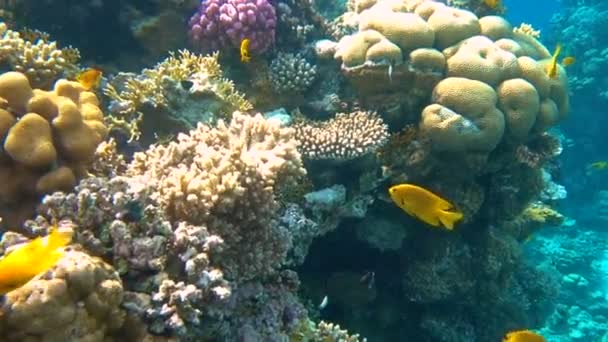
[188,0,276,53]
[0,250,125,341]
[293,110,389,160]
[0,71,107,227]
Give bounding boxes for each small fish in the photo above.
[483,0,501,9]
[388,184,463,230]
[319,295,328,310]
[502,329,546,342]
[0,226,72,295]
[546,44,562,79]
[562,56,575,67]
[240,38,251,63]
[76,68,102,90]
[588,161,608,170]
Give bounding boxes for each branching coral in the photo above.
[0,22,79,88]
[270,52,317,94]
[293,110,389,160]
[128,112,306,279]
[104,50,251,141]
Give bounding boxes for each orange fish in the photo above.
[76,68,102,90]
[502,329,546,342]
[240,38,251,63]
[562,56,575,66]
[388,184,463,230]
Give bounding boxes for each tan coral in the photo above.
[445,35,520,86]
[0,250,125,341]
[0,71,107,217]
[4,113,57,167]
[420,77,505,152]
[335,30,388,67]
[359,6,434,52]
[496,78,540,141]
[426,6,480,49]
[478,15,512,41]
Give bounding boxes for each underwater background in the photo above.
[0,0,606,341]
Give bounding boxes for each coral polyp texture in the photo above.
[270,52,318,94]
[0,71,107,225]
[188,0,277,53]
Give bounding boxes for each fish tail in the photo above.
[439,211,464,230]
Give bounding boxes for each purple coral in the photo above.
[188,0,277,53]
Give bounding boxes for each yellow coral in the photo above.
[103,50,252,141]
[513,23,541,39]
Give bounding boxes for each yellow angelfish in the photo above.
[483,0,501,9]
[502,329,546,342]
[240,38,251,63]
[0,227,72,295]
[388,184,463,230]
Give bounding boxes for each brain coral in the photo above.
[188,0,277,53]
[420,77,505,153]
[0,71,107,215]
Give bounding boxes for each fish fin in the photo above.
[438,210,464,230]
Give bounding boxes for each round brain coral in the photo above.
[188,0,276,54]
[420,77,505,153]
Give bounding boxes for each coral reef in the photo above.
[188,0,276,53]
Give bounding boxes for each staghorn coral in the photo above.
[0,249,126,341]
[0,71,107,228]
[292,110,389,161]
[0,22,79,88]
[269,52,318,94]
[128,112,306,280]
[104,50,251,142]
[89,138,128,178]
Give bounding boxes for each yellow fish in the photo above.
[388,184,463,230]
[76,68,102,90]
[546,44,562,79]
[240,38,251,63]
[502,330,546,342]
[0,227,72,295]
[562,56,575,66]
[483,0,501,9]
[589,161,608,170]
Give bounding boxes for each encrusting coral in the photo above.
[104,50,251,142]
[0,22,79,88]
[0,71,107,227]
[292,110,389,160]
